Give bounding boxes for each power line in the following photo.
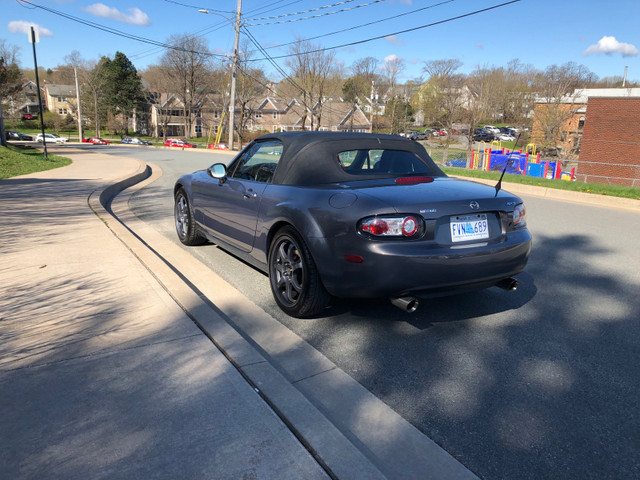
[243,0,305,18]
[243,28,305,95]
[246,0,386,27]
[246,0,521,62]
[246,0,362,21]
[161,0,234,15]
[242,28,357,122]
[252,0,455,53]
[15,0,227,59]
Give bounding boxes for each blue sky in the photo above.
[3,0,639,84]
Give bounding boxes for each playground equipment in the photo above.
[206,111,226,146]
[448,143,576,181]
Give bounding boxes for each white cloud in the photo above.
[8,21,54,37]
[583,36,638,57]
[83,4,151,26]
[384,54,399,63]
[384,35,403,46]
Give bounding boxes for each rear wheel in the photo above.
[268,226,331,318]
[174,188,206,245]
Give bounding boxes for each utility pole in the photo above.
[73,66,83,142]
[199,2,242,150]
[369,80,375,133]
[30,26,47,158]
[228,0,242,150]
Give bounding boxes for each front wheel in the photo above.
[268,226,331,318]
[174,188,206,246]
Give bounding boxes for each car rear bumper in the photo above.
[310,229,532,298]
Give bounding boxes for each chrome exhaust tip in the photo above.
[496,277,519,291]
[390,296,419,313]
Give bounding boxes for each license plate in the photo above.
[450,214,489,243]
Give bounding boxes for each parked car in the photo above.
[473,131,497,142]
[22,113,35,120]
[484,125,500,134]
[35,133,69,143]
[83,137,111,145]
[121,137,152,145]
[497,133,515,142]
[408,131,429,141]
[165,138,197,148]
[174,131,531,317]
[7,131,33,141]
[208,142,229,150]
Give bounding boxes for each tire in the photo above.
[174,188,206,246]
[268,226,331,318]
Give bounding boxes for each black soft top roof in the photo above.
[250,131,444,185]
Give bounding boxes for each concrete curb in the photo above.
[88,160,480,480]
[88,164,386,480]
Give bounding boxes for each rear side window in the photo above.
[338,149,435,175]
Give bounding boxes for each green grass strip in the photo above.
[441,167,640,200]
[0,144,72,179]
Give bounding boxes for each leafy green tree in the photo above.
[100,51,144,134]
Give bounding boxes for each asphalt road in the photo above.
[88,144,640,480]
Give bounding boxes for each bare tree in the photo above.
[230,41,269,143]
[531,62,597,151]
[381,55,406,134]
[141,65,174,139]
[462,66,494,152]
[160,35,212,138]
[0,40,20,65]
[83,58,108,136]
[417,58,466,142]
[343,57,379,104]
[285,38,337,130]
[494,59,537,125]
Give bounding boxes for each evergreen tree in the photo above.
[100,51,144,134]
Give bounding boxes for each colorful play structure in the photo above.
[446,142,576,181]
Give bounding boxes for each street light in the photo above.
[199,1,242,151]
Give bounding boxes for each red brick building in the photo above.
[577,97,640,187]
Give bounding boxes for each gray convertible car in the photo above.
[174,131,531,318]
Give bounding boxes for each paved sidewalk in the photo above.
[0,147,329,479]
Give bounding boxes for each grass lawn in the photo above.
[0,144,72,179]
[441,166,640,200]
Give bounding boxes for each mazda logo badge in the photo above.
[469,201,480,210]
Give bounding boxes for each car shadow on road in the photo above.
[328,272,537,329]
[305,232,640,480]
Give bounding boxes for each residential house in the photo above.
[2,80,45,121]
[43,82,77,117]
[144,93,371,138]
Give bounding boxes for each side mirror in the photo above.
[208,163,227,180]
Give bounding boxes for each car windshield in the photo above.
[337,149,436,176]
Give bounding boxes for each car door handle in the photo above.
[243,192,258,199]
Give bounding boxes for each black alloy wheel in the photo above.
[268,226,330,318]
[174,188,206,246]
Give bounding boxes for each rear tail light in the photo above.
[513,204,526,228]
[360,215,422,237]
